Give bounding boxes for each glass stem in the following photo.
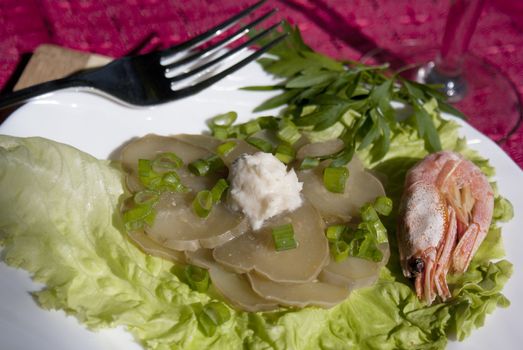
[421,0,486,101]
[436,0,485,76]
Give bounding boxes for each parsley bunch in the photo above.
[244,23,465,164]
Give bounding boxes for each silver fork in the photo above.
[0,0,286,109]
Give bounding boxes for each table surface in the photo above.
[0,0,521,168]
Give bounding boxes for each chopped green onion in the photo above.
[211,125,229,140]
[123,205,152,222]
[192,190,213,218]
[204,301,231,324]
[198,311,216,337]
[240,120,261,136]
[373,196,393,216]
[133,190,159,205]
[360,220,388,244]
[161,171,188,192]
[331,240,350,262]
[216,141,237,156]
[277,120,301,145]
[274,143,295,164]
[227,125,242,139]
[123,204,156,231]
[257,116,279,130]
[325,225,346,242]
[344,228,384,262]
[246,137,273,152]
[371,220,388,243]
[138,158,187,192]
[197,302,231,336]
[152,152,183,170]
[184,265,210,292]
[138,158,153,177]
[210,179,229,203]
[188,155,225,176]
[209,111,237,127]
[323,166,349,193]
[299,157,320,170]
[188,159,210,176]
[206,155,225,173]
[138,159,159,188]
[271,223,298,251]
[143,210,156,226]
[124,220,144,232]
[360,203,379,222]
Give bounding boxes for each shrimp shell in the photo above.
[398,151,494,304]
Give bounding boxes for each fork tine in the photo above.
[163,8,277,70]
[161,0,267,59]
[167,22,282,82]
[170,31,288,99]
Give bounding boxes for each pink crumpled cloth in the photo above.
[0,0,521,167]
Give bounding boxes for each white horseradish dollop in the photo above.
[229,152,303,230]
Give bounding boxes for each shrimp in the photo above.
[398,151,494,304]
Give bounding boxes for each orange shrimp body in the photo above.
[398,151,494,304]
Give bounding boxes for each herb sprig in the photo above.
[243,22,466,164]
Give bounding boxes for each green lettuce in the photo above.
[0,130,512,350]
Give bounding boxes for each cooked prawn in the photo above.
[398,151,494,304]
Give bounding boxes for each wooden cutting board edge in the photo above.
[13,44,112,91]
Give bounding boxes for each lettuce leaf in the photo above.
[0,131,513,350]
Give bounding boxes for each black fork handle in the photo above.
[0,77,85,110]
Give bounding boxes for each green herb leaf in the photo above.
[413,103,442,152]
[286,71,337,88]
[253,89,301,112]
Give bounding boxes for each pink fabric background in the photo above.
[0,0,521,167]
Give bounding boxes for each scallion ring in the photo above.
[323,166,349,193]
[209,111,237,127]
[373,196,393,216]
[331,240,350,262]
[210,179,229,203]
[184,265,210,292]
[192,190,213,218]
[133,190,159,205]
[360,203,379,222]
[325,225,346,242]
[188,159,210,176]
[152,152,183,171]
[246,137,273,153]
[271,223,298,251]
[277,121,301,145]
[274,143,295,164]
[299,157,320,170]
[240,120,261,136]
[197,301,231,336]
[216,141,237,156]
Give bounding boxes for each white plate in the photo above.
[1,62,522,350]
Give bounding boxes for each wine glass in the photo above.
[414,0,522,143]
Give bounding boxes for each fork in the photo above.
[0,0,286,109]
